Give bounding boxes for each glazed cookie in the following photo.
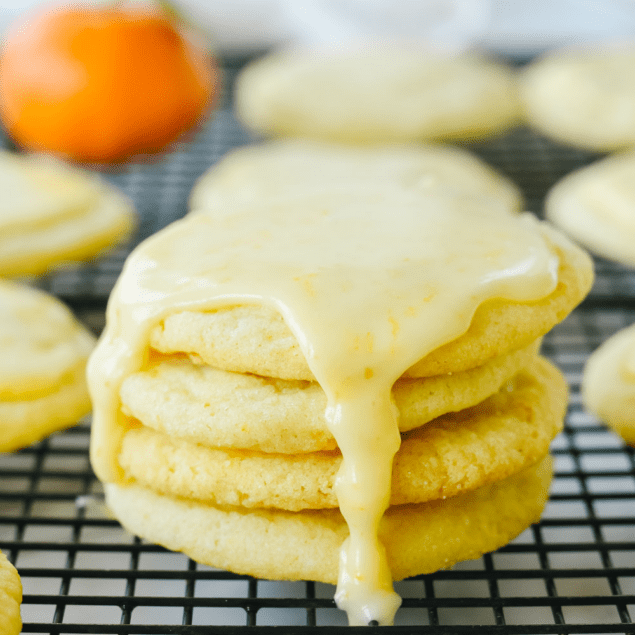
[235,46,522,144]
[0,279,95,451]
[190,140,523,215]
[0,150,136,277]
[545,151,635,266]
[583,323,635,445]
[119,357,565,511]
[107,456,553,586]
[521,47,635,151]
[148,224,592,382]
[0,551,21,635]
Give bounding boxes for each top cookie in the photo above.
[148,224,592,382]
[0,151,136,277]
[190,139,523,215]
[521,47,635,152]
[235,46,522,144]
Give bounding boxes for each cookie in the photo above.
[0,279,94,451]
[545,151,635,266]
[0,551,22,635]
[0,150,136,277]
[583,323,635,445]
[106,456,553,586]
[147,225,591,381]
[235,46,522,144]
[520,47,635,151]
[190,140,523,215]
[89,184,591,625]
[119,357,565,511]
[120,340,540,454]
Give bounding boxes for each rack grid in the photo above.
[2,56,635,634]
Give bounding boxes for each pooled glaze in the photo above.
[88,187,560,625]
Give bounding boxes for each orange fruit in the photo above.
[0,2,217,164]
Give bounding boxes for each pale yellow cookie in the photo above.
[0,279,95,397]
[119,357,565,511]
[106,456,552,585]
[120,340,540,454]
[0,551,21,635]
[0,151,136,277]
[149,225,592,381]
[521,47,635,151]
[583,323,635,445]
[545,151,635,266]
[0,279,95,451]
[235,46,522,144]
[189,140,523,215]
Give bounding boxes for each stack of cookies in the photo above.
[88,145,593,626]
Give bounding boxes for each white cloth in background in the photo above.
[1,0,635,54]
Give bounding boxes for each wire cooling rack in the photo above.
[2,56,635,634]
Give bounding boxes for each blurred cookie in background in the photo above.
[521,46,635,152]
[545,151,635,266]
[583,323,635,446]
[0,550,21,635]
[0,151,136,278]
[234,45,522,145]
[190,139,524,215]
[0,279,94,452]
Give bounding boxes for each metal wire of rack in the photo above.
[2,56,635,634]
